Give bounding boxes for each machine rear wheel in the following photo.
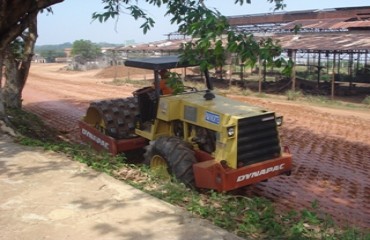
[144,136,197,187]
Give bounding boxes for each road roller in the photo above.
[79,55,292,191]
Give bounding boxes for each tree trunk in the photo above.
[0,54,5,119]
[0,52,17,133]
[0,90,4,118]
[3,51,24,108]
[3,11,37,109]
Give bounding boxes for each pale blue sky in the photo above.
[37,0,370,45]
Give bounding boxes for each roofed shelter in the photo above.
[227,6,370,99]
[116,6,370,99]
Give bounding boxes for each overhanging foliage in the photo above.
[92,0,291,73]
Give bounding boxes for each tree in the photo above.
[93,0,287,71]
[3,10,38,109]
[39,49,66,63]
[71,40,102,63]
[0,0,64,119]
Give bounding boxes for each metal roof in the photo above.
[124,55,196,70]
[117,6,370,53]
[273,33,370,51]
[228,7,370,34]
[119,32,370,53]
[281,18,370,31]
[118,39,187,52]
[228,6,370,26]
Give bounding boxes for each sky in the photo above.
[37,0,370,45]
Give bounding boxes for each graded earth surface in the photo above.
[21,63,370,229]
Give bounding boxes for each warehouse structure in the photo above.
[117,6,370,98]
[229,6,370,97]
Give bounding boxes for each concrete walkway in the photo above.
[0,134,243,240]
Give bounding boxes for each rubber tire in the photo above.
[144,136,197,187]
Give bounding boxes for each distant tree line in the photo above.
[35,42,70,62]
[35,40,122,63]
[71,40,102,63]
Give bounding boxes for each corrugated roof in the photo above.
[274,33,370,51]
[281,18,370,30]
[119,33,370,53]
[228,6,370,26]
[118,39,188,52]
[117,7,370,53]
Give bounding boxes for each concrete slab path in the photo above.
[0,134,243,240]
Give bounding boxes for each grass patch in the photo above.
[286,90,303,101]
[304,95,336,106]
[5,108,370,240]
[106,78,151,87]
[362,95,370,106]
[242,88,254,96]
[6,108,59,142]
[138,180,369,240]
[302,95,369,110]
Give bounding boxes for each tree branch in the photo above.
[0,0,64,51]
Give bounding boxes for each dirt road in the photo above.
[23,63,370,229]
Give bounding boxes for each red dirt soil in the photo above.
[23,63,370,229]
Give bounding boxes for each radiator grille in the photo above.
[237,113,281,167]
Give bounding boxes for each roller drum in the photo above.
[84,97,139,139]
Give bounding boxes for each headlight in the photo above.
[227,127,235,137]
[276,116,283,126]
